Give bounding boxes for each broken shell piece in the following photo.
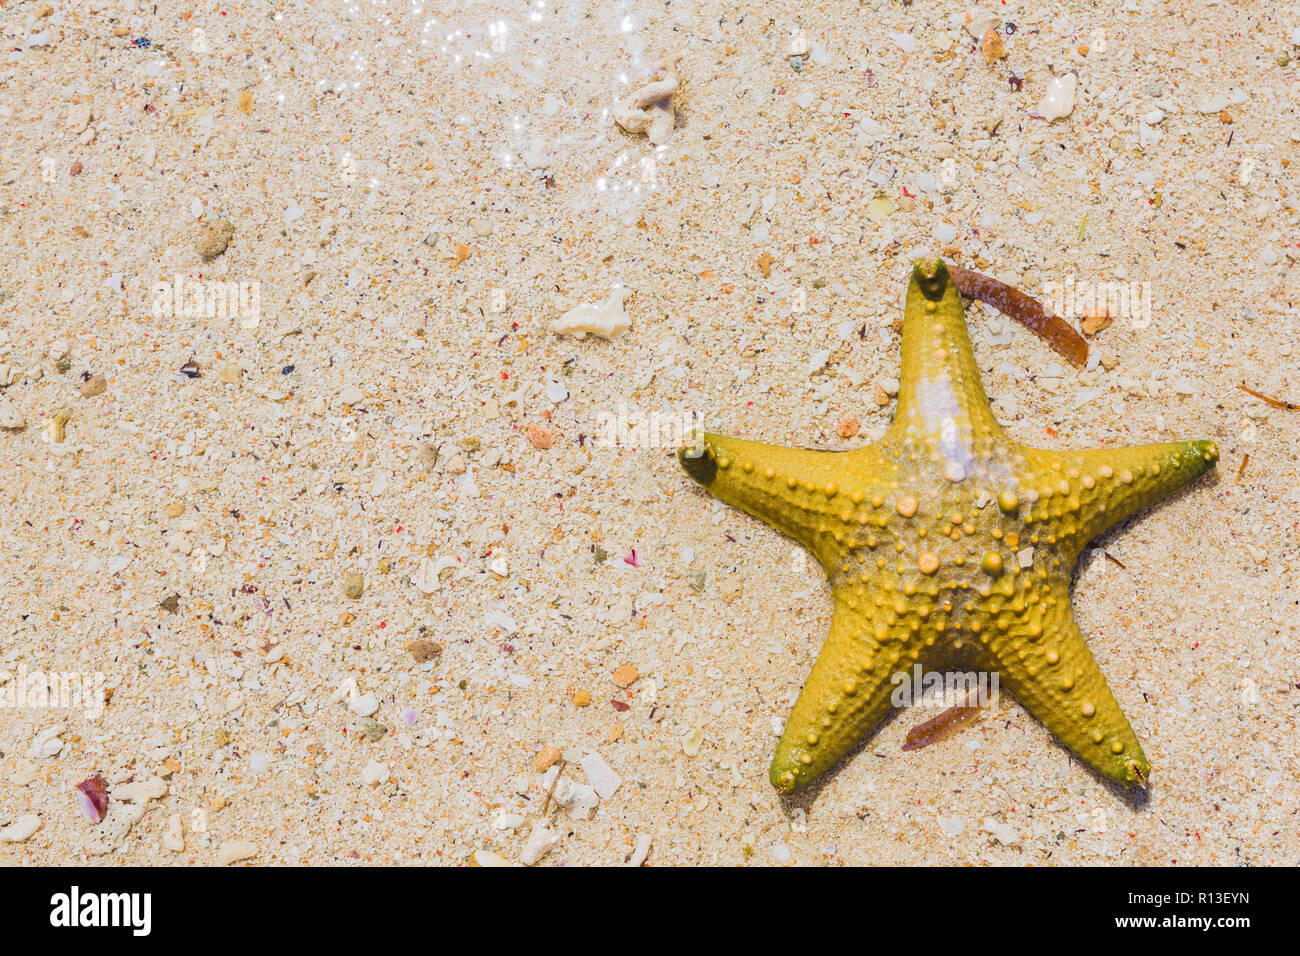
[953,9,1001,38]
[411,556,441,595]
[76,775,110,824]
[627,833,652,867]
[555,781,599,820]
[981,28,1007,62]
[612,54,681,145]
[520,822,560,865]
[551,288,632,340]
[42,409,71,443]
[1037,73,1077,121]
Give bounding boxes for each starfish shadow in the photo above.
[776,709,906,814]
[1087,465,1221,557]
[1071,465,1221,811]
[775,697,1155,814]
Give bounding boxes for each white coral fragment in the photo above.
[612,55,681,145]
[550,288,632,340]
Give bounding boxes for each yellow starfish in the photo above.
[679,258,1218,794]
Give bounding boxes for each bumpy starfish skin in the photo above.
[679,258,1218,794]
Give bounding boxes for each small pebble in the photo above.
[0,398,26,430]
[938,816,965,837]
[890,32,916,53]
[718,577,743,604]
[410,639,441,663]
[114,777,167,803]
[867,196,893,222]
[348,692,379,717]
[573,688,592,707]
[612,664,639,688]
[359,717,388,742]
[79,374,106,397]
[526,423,555,449]
[216,838,259,865]
[682,726,704,757]
[166,531,192,555]
[982,817,1021,846]
[195,218,235,260]
[534,745,563,773]
[162,814,184,852]
[27,726,64,759]
[0,814,41,843]
[1080,309,1113,336]
[342,571,365,600]
[361,759,388,786]
[836,415,859,438]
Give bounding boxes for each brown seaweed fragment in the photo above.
[901,699,984,751]
[1239,384,1299,410]
[950,264,1089,366]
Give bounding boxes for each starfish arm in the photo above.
[770,595,922,793]
[1025,440,1219,562]
[678,433,881,569]
[890,258,1005,456]
[987,585,1150,787]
